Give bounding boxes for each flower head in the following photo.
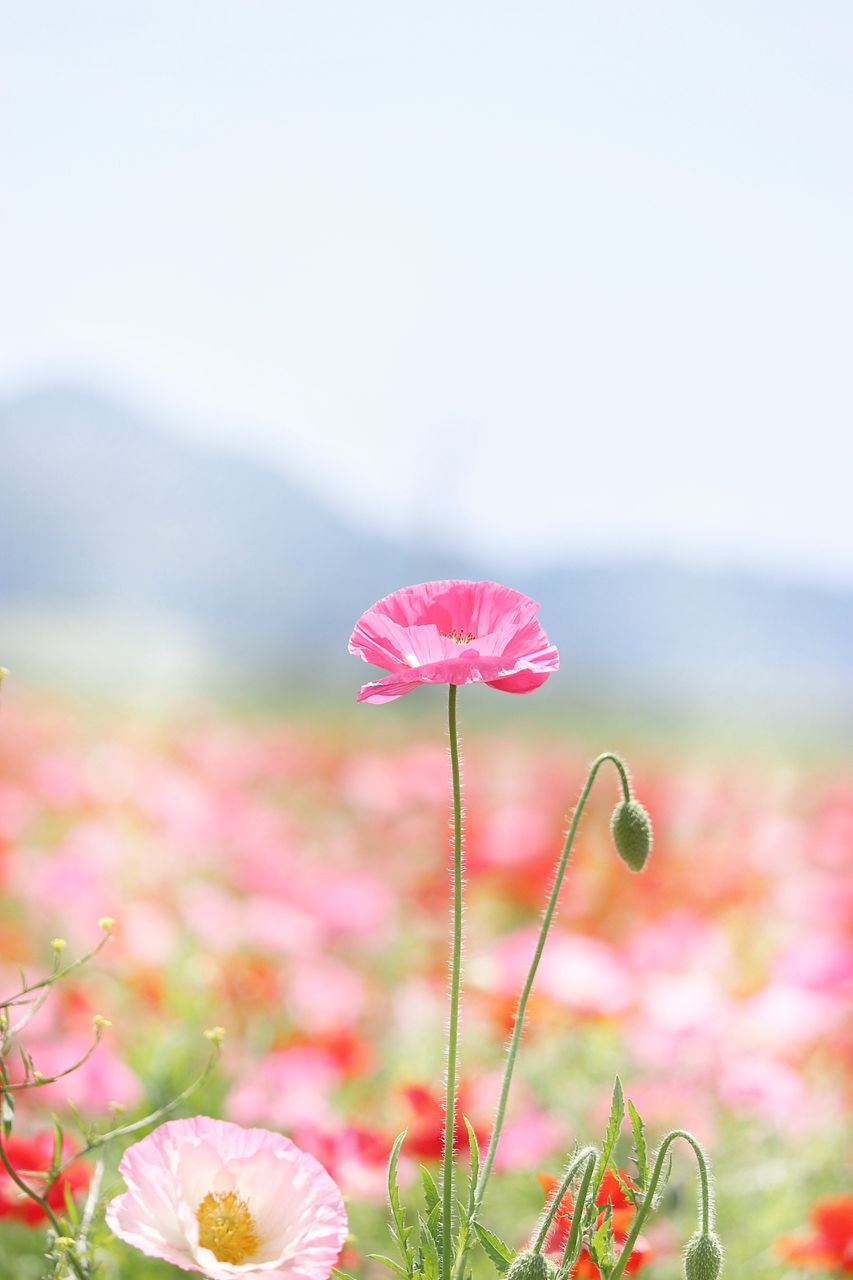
[349,580,559,704]
[106,1116,347,1279]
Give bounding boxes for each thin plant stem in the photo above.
[533,1146,597,1253]
[607,1130,712,1280]
[473,753,631,1216]
[559,1149,599,1276]
[441,684,464,1280]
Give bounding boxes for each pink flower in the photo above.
[106,1117,347,1279]
[349,580,559,704]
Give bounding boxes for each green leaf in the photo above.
[588,1205,614,1272]
[387,1131,415,1277]
[589,1076,624,1211]
[332,1269,358,1280]
[421,1165,440,1216]
[627,1099,648,1196]
[369,1256,411,1279]
[50,1118,64,1179]
[418,1215,441,1280]
[473,1222,516,1274]
[463,1115,479,1205]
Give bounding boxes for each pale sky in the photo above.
[1,2,851,583]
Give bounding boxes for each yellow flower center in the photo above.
[442,630,476,645]
[196,1190,260,1265]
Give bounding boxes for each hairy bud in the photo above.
[683,1232,724,1280]
[506,1252,555,1280]
[611,799,653,872]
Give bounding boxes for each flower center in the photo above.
[442,630,476,645]
[196,1190,260,1264]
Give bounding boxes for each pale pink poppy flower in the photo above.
[349,580,559,704]
[106,1116,347,1279]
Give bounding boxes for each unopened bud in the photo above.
[611,799,653,872]
[53,1236,75,1252]
[505,1252,555,1280]
[204,1025,226,1047]
[98,916,115,934]
[684,1232,724,1280]
[51,938,67,953]
[92,1014,111,1033]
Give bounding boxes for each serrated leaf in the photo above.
[588,1204,614,1271]
[589,1076,624,1210]
[627,1099,648,1196]
[463,1115,479,1205]
[473,1222,516,1274]
[418,1215,440,1280]
[421,1165,440,1216]
[370,1256,411,1279]
[386,1131,415,1277]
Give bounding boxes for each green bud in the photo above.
[505,1251,555,1280]
[683,1232,724,1280]
[611,799,653,872]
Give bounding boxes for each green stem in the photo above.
[559,1150,598,1276]
[606,1130,712,1280]
[473,753,631,1216]
[442,684,464,1280]
[533,1146,597,1253]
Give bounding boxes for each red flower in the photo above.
[399,1084,483,1160]
[0,1134,90,1225]
[776,1195,853,1273]
[538,1168,653,1278]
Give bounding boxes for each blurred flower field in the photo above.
[0,692,850,1278]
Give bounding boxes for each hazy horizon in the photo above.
[2,3,851,586]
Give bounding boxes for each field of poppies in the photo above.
[0,685,850,1278]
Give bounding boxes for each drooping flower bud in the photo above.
[610,799,653,872]
[505,1250,556,1280]
[683,1231,724,1280]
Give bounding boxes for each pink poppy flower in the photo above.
[106,1116,347,1279]
[349,580,559,704]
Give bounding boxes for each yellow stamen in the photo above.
[442,630,476,645]
[196,1190,260,1264]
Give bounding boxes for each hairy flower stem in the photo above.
[533,1146,597,1253]
[473,753,631,1218]
[442,684,464,1280]
[607,1130,712,1280]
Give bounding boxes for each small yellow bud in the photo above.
[98,916,115,934]
[204,1025,226,1048]
[92,1014,112,1032]
[51,938,67,953]
[33,1071,47,1084]
[109,1100,127,1117]
[54,1236,75,1251]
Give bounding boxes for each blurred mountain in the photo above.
[2,384,851,726]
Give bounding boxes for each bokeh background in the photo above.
[1,4,851,1278]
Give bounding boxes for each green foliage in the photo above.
[473,1222,517,1274]
[627,1099,649,1200]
